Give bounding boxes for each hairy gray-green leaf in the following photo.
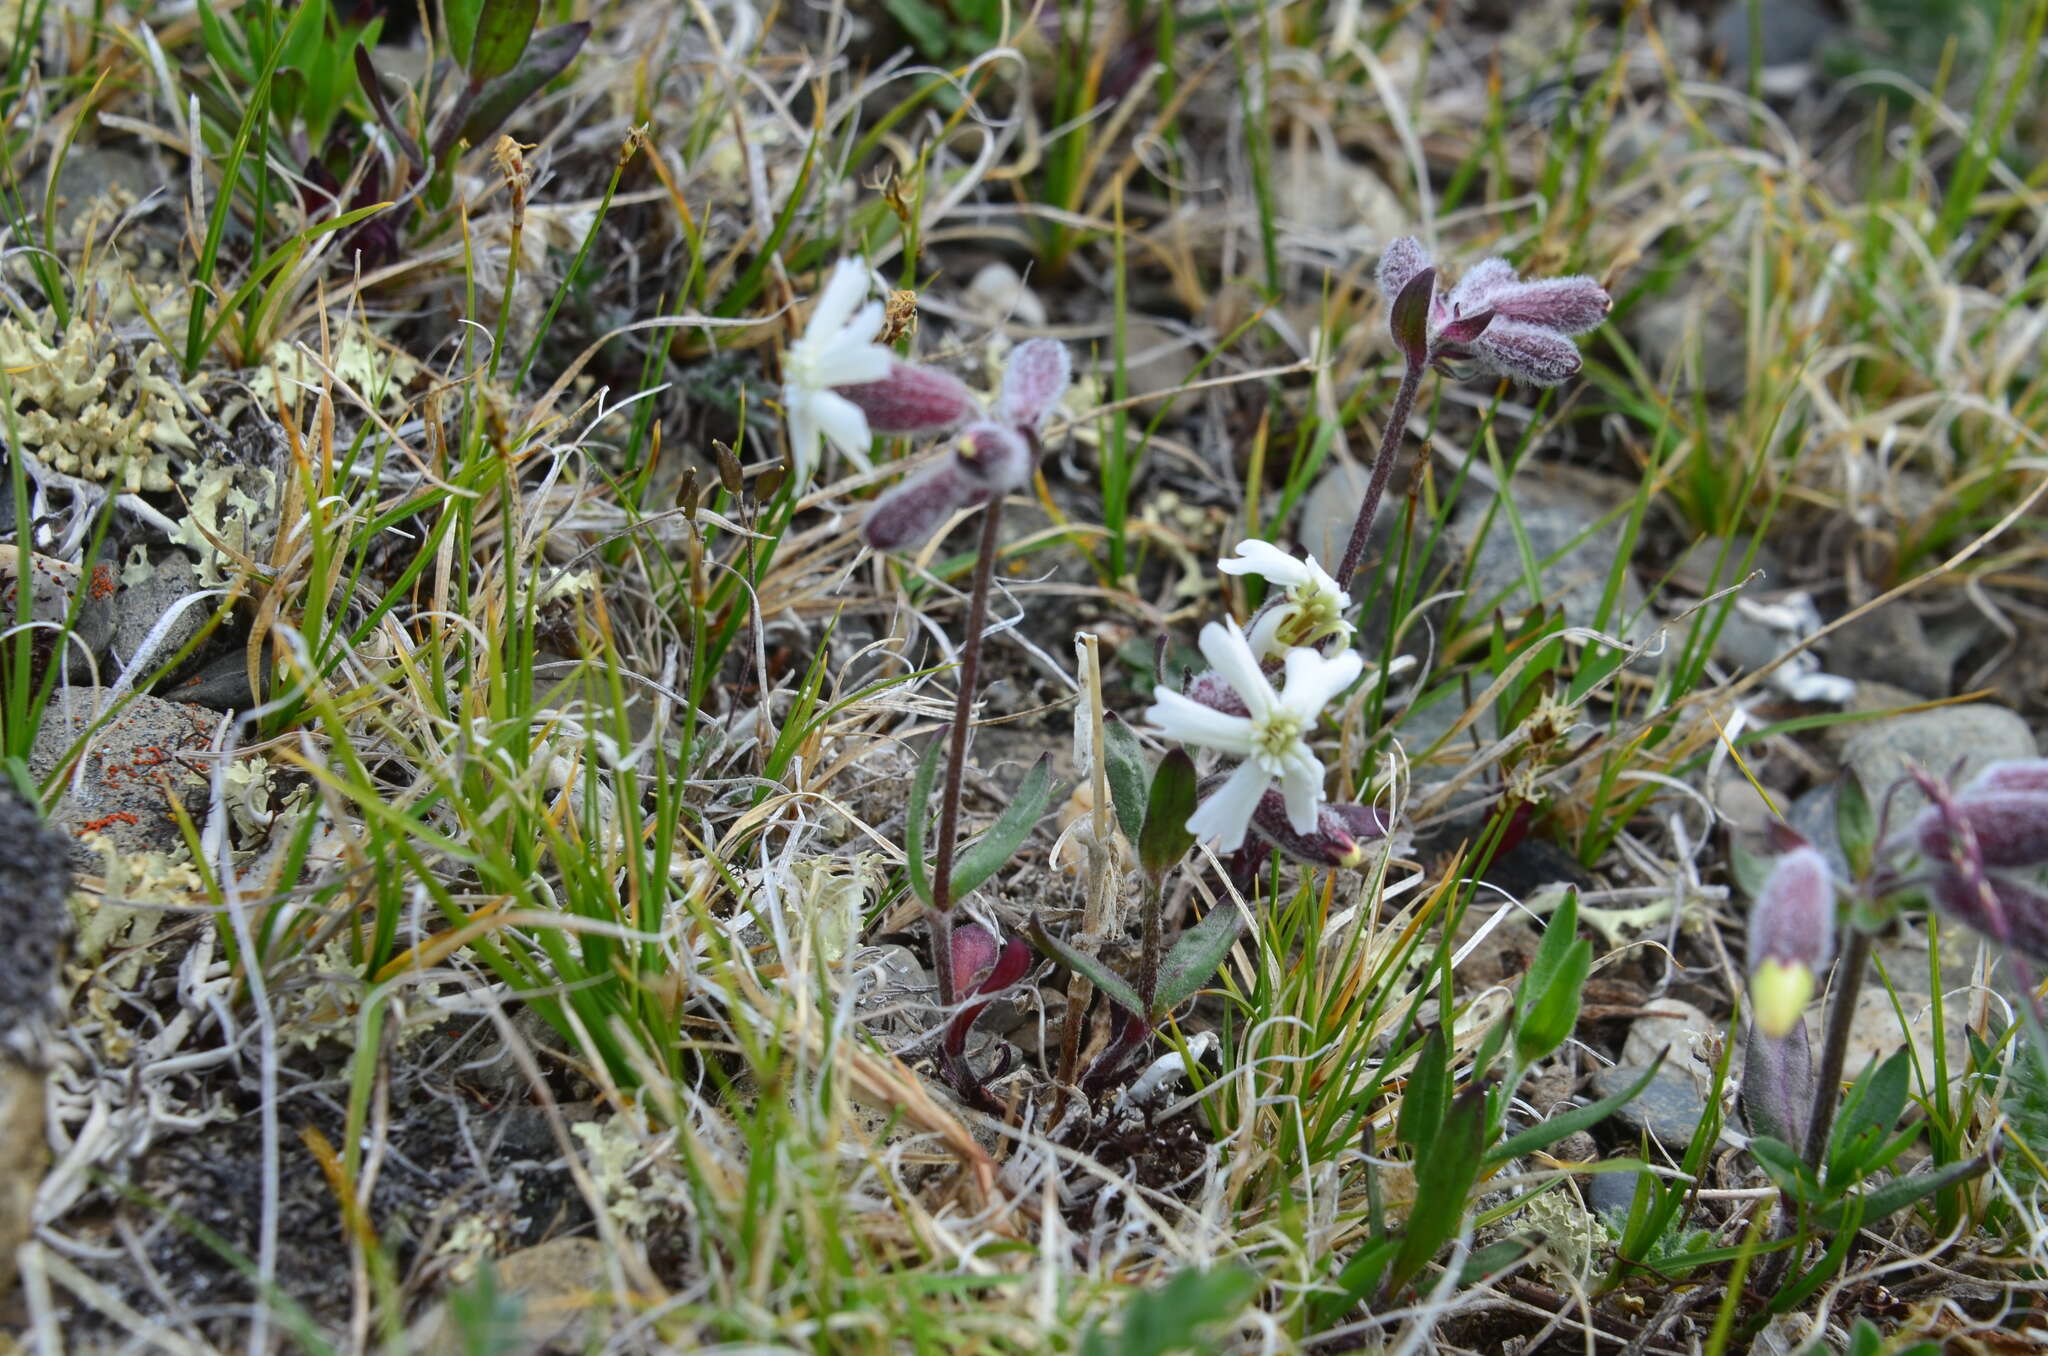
[1101,715,1149,842]
[905,740,942,908]
[1152,901,1242,1014]
[1386,1085,1484,1297]
[1139,749,1197,879]
[1395,1026,1449,1151]
[1026,915,1142,1017]
[949,753,1057,900]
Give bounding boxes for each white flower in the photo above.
[782,258,893,483]
[1144,619,1364,852]
[1218,539,1355,657]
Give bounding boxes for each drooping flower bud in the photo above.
[994,338,1072,436]
[1376,236,1431,305]
[1927,867,2048,964]
[1461,318,1585,387]
[1248,790,1389,869]
[1449,262,1612,335]
[835,360,983,435]
[1747,839,1836,1040]
[1183,669,1251,718]
[1374,236,1611,388]
[1910,791,2048,870]
[864,462,971,552]
[952,421,1035,497]
[1968,761,2048,795]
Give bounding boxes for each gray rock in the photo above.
[1120,320,1197,404]
[29,686,218,858]
[1839,702,2037,823]
[1449,480,1650,640]
[51,142,163,242]
[409,1235,616,1355]
[1299,460,1374,578]
[964,261,1047,328]
[1585,1165,1647,1221]
[1622,999,1726,1079]
[1828,605,1950,698]
[1628,291,1746,401]
[1664,536,1787,596]
[0,546,115,682]
[109,553,211,684]
[0,792,71,1044]
[1714,0,1843,77]
[1590,1063,1711,1149]
[1784,781,1851,880]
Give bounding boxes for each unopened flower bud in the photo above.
[1911,791,2048,870]
[1450,262,1611,335]
[835,360,982,435]
[1748,841,1835,1040]
[864,462,971,552]
[1970,761,2048,795]
[994,338,1072,436]
[1248,790,1389,869]
[1927,867,2048,964]
[1465,319,1584,387]
[1376,236,1431,304]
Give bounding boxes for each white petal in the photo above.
[1218,539,1309,586]
[807,258,871,340]
[1186,760,1271,853]
[1199,619,1277,717]
[1144,689,1255,755]
[813,390,874,470]
[785,390,821,483]
[1277,750,1325,834]
[1245,605,1291,659]
[1280,646,1364,722]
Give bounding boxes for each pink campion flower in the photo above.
[1375,236,1611,387]
[863,422,1035,551]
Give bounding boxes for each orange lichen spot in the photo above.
[89,564,116,600]
[79,811,139,833]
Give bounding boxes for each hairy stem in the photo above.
[1335,358,1426,593]
[1802,928,1874,1171]
[1137,880,1163,1017]
[929,497,1007,1010]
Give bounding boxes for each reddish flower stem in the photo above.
[1335,358,1427,593]
[928,496,1007,1010]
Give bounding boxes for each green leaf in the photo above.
[1079,1264,1259,1356]
[1817,1154,1989,1233]
[1026,915,1142,1017]
[1309,1237,1399,1328]
[905,740,941,908]
[1139,749,1197,879]
[1515,891,1591,1065]
[1386,1085,1485,1297]
[442,0,485,65]
[1153,903,1243,1014]
[467,0,539,85]
[1101,716,1149,843]
[453,22,589,151]
[1484,1056,1665,1167]
[878,0,954,59]
[1749,1134,1818,1204]
[949,753,1057,900]
[1836,770,1877,879]
[1395,1027,1449,1151]
[1828,1046,1911,1186]
[1456,1238,1533,1286]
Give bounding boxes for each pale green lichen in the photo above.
[72,834,200,990]
[0,314,205,493]
[240,329,420,418]
[571,1117,686,1238]
[166,460,277,586]
[1523,1185,1604,1286]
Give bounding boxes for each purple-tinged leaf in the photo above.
[1743,1014,1814,1148]
[1436,307,1494,346]
[1139,749,1197,879]
[836,360,981,436]
[942,924,1032,1059]
[453,22,589,152]
[468,0,540,85]
[994,338,1072,435]
[1388,267,1437,365]
[354,44,423,168]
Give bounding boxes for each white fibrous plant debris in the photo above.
[167,461,278,586]
[0,314,205,493]
[790,853,884,962]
